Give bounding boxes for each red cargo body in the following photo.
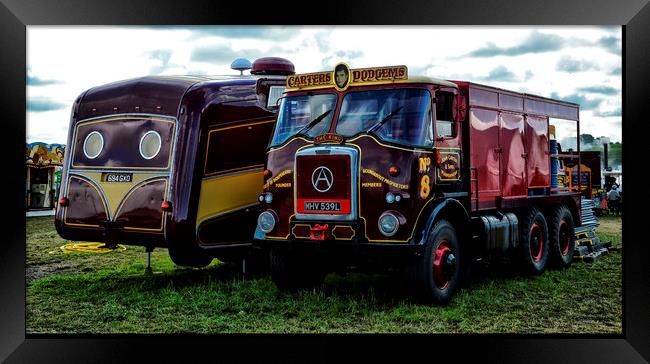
[469,107,500,209]
[500,112,526,198]
[525,115,550,189]
[454,82,579,212]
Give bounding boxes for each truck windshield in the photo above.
[270,93,337,146]
[336,88,433,147]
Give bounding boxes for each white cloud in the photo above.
[27,26,621,144]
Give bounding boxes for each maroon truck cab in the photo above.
[255,63,583,302]
[55,57,295,266]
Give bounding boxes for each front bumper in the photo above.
[253,219,424,259]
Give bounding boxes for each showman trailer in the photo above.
[254,63,583,302]
[55,57,295,267]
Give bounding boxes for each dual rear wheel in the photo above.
[406,204,575,304]
[518,207,549,275]
[269,204,574,303]
[548,205,575,268]
[518,204,575,275]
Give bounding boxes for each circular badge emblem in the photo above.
[333,62,351,91]
[311,166,334,193]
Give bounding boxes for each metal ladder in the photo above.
[470,167,479,212]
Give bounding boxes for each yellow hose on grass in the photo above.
[59,242,127,253]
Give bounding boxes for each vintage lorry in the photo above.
[55,57,295,267]
[254,63,582,302]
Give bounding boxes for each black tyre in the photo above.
[406,219,462,304]
[548,205,575,268]
[244,248,270,275]
[517,206,549,275]
[213,251,246,264]
[168,248,213,268]
[269,249,326,292]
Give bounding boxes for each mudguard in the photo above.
[415,198,470,246]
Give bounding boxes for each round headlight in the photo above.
[83,131,104,159]
[264,192,273,204]
[395,194,402,202]
[378,212,399,237]
[258,211,277,233]
[139,131,162,160]
[385,192,395,204]
[258,194,265,203]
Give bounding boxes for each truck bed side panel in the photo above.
[525,115,550,189]
[500,112,527,198]
[469,107,500,210]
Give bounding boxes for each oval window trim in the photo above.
[139,131,162,160]
[83,131,104,159]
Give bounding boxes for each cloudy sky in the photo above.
[27,26,621,145]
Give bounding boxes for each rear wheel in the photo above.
[406,219,462,304]
[548,205,575,268]
[168,247,213,268]
[270,249,326,292]
[517,207,549,275]
[244,248,270,275]
[213,250,247,264]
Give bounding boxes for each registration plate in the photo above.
[104,173,133,183]
[303,201,341,212]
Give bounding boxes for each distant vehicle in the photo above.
[55,57,295,267]
[254,63,584,303]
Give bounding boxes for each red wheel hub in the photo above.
[559,220,571,256]
[529,222,544,262]
[433,240,455,289]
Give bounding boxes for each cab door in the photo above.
[433,89,463,189]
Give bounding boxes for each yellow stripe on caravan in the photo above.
[196,170,264,227]
[75,172,163,217]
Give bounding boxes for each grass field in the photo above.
[26,215,622,334]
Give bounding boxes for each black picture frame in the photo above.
[2,0,648,362]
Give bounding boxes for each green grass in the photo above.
[26,216,622,334]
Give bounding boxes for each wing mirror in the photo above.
[452,94,467,122]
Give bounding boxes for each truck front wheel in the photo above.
[406,219,462,304]
[518,207,549,275]
[269,249,326,292]
[548,205,575,268]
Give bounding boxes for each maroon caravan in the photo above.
[255,63,583,302]
[55,57,295,267]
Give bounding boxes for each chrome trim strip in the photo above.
[54,106,185,249]
[294,145,359,221]
[63,113,177,237]
[67,173,114,221]
[195,202,261,236]
[76,112,175,123]
[112,175,170,219]
[66,168,169,174]
[70,114,177,170]
[201,166,264,182]
[164,114,181,240]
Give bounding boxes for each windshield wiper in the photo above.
[295,109,332,136]
[367,106,403,133]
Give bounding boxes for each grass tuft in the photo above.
[26,215,621,333]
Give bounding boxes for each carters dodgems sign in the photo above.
[286,64,408,91]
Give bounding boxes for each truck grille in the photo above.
[294,146,358,221]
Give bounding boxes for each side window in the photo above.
[435,91,454,138]
[267,86,286,108]
[424,107,434,146]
